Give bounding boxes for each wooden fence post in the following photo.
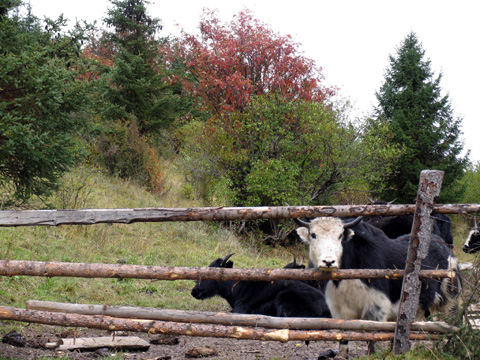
[393,170,444,354]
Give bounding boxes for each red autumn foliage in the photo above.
[79,32,115,81]
[170,9,336,114]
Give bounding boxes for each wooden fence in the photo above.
[0,170,478,355]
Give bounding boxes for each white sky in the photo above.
[27,0,480,162]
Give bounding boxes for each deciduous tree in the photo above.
[172,9,335,115]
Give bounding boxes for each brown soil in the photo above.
[0,324,370,360]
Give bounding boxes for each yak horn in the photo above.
[221,253,235,266]
[294,217,311,227]
[343,216,363,229]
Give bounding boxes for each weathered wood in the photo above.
[26,300,459,334]
[0,306,443,342]
[49,336,150,351]
[0,260,455,281]
[0,204,478,227]
[393,170,444,354]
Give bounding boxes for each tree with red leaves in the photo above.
[173,9,336,115]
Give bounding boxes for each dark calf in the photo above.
[191,253,331,318]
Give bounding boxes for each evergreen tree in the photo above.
[0,1,93,204]
[101,0,180,134]
[371,32,468,203]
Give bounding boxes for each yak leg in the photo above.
[367,340,376,355]
[336,340,349,359]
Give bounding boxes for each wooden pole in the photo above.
[0,203,479,227]
[0,260,455,281]
[26,300,459,334]
[393,170,444,354]
[0,306,443,342]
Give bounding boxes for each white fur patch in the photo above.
[464,229,479,248]
[326,280,398,321]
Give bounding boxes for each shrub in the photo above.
[95,120,165,193]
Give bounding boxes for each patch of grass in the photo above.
[356,344,459,359]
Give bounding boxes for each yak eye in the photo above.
[310,233,317,239]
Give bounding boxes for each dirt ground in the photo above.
[0,325,371,360]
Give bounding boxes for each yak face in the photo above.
[464,228,480,254]
[296,217,359,270]
[191,254,234,300]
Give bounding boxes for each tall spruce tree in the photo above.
[0,0,93,203]
[102,0,180,134]
[371,32,468,203]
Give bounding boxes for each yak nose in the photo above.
[322,259,336,268]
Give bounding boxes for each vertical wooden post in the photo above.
[393,170,444,354]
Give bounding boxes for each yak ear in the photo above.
[225,260,234,268]
[344,228,355,240]
[296,227,310,243]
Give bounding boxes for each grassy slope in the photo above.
[0,164,301,313]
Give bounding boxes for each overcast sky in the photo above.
[27,0,480,162]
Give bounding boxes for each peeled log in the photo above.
[0,260,455,281]
[0,305,442,342]
[0,204,479,227]
[26,300,459,334]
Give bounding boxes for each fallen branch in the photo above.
[26,300,459,334]
[0,305,443,342]
[0,260,456,281]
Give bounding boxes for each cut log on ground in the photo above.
[0,260,456,281]
[0,305,444,342]
[46,336,150,351]
[26,300,459,334]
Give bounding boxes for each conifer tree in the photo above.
[0,1,93,203]
[102,0,180,134]
[371,32,468,203]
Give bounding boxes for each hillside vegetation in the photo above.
[0,162,304,313]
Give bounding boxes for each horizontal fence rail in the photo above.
[0,260,456,281]
[0,306,445,342]
[1,204,480,227]
[26,300,460,334]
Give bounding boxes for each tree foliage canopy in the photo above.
[180,94,399,208]
[101,0,183,133]
[0,1,93,203]
[172,9,336,115]
[371,32,468,203]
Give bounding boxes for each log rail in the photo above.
[0,203,479,227]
